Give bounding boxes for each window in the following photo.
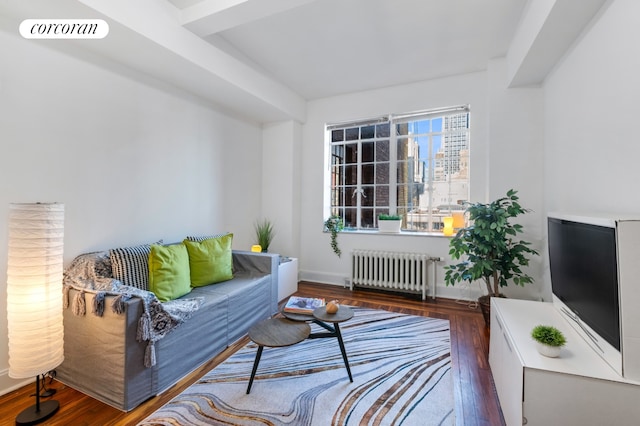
[327,105,470,232]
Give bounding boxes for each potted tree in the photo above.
[531,325,566,357]
[444,189,539,327]
[377,214,402,233]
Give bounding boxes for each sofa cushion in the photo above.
[110,241,162,291]
[183,234,233,287]
[148,243,191,302]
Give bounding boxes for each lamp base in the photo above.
[16,400,59,426]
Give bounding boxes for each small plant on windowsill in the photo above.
[531,325,566,358]
[378,214,402,233]
[324,215,344,257]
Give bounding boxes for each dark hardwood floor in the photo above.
[0,282,504,426]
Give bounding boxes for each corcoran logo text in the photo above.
[19,19,109,39]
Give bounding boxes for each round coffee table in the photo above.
[246,318,310,394]
[282,305,354,382]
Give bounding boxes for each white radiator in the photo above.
[350,250,432,300]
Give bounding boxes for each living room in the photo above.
[1,0,637,424]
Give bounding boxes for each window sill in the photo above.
[330,229,452,238]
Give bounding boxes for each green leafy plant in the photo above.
[378,214,402,220]
[531,325,567,347]
[254,219,275,252]
[444,189,539,298]
[324,215,344,257]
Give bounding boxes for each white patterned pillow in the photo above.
[110,241,162,291]
[185,232,231,243]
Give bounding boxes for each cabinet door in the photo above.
[491,308,524,426]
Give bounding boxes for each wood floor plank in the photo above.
[0,282,505,426]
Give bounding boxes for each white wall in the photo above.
[542,0,640,299]
[0,23,263,394]
[261,120,302,257]
[298,71,545,301]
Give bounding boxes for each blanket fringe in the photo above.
[137,313,151,342]
[72,291,86,316]
[63,285,70,309]
[144,341,156,368]
[93,292,106,317]
[112,294,130,314]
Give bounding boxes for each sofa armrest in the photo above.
[232,250,279,314]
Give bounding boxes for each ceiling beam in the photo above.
[181,0,318,36]
[506,0,609,87]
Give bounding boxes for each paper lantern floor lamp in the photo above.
[6,203,64,425]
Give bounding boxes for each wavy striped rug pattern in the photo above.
[139,307,453,426]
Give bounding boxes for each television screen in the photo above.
[548,217,620,350]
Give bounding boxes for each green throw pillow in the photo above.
[183,233,233,287]
[148,243,192,302]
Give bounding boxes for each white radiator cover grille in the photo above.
[351,250,431,300]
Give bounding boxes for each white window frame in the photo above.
[325,105,470,233]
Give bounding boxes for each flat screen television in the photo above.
[548,215,620,351]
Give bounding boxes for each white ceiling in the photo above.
[171,0,528,100]
[5,0,604,123]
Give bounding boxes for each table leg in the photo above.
[334,323,353,382]
[246,345,264,394]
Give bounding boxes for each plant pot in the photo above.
[378,220,401,233]
[535,342,562,358]
[478,294,506,328]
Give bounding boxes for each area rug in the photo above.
[138,307,453,426]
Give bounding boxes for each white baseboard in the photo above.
[0,368,32,397]
[299,269,482,302]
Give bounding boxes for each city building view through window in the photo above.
[328,105,470,232]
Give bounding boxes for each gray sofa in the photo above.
[57,250,279,411]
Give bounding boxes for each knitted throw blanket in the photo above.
[62,251,203,368]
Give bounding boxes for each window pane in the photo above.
[376,185,389,207]
[361,164,374,184]
[331,145,343,165]
[345,186,357,207]
[361,125,375,139]
[331,165,342,186]
[396,123,409,136]
[331,129,344,142]
[397,138,409,160]
[375,162,389,184]
[344,208,357,228]
[432,117,443,132]
[376,123,390,138]
[361,209,374,229]
[410,119,430,134]
[344,143,358,164]
[345,127,359,141]
[376,140,389,161]
[361,141,374,163]
[344,165,358,185]
[362,186,374,206]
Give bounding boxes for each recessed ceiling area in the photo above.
[172,0,528,100]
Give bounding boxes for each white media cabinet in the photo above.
[489,298,640,425]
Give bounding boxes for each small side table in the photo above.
[283,305,354,382]
[246,318,310,394]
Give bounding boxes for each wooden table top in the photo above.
[313,305,354,323]
[282,305,354,323]
[248,318,310,347]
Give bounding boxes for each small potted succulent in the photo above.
[377,214,402,233]
[531,325,566,358]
